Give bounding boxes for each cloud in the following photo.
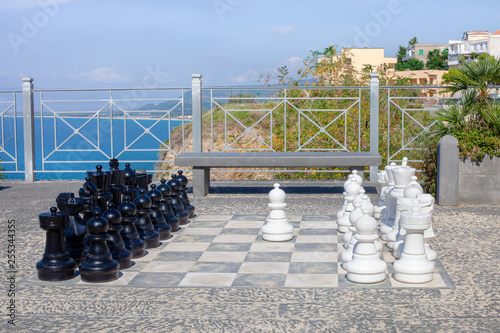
[270,26,295,35]
[230,69,260,84]
[72,67,130,84]
[284,56,303,70]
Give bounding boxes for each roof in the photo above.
[467,30,490,34]
[492,29,500,35]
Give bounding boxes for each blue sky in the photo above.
[1,0,499,89]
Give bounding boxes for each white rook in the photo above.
[393,207,435,283]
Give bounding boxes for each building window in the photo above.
[419,49,424,56]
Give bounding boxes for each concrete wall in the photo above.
[437,135,500,206]
[458,156,500,205]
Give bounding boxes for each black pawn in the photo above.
[36,207,77,281]
[123,163,139,200]
[118,195,146,258]
[147,184,172,240]
[103,202,132,270]
[79,209,120,283]
[167,174,189,225]
[56,193,87,264]
[157,179,180,232]
[134,189,160,249]
[177,170,195,218]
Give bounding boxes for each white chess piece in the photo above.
[261,183,294,242]
[417,193,437,261]
[385,165,416,249]
[393,207,435,283]
[373,170,387,221]
[340,201,363,266]
[343,188,365,244]
[351,169,363,186]
[336,175,355,227]
[379,162,397,240]
[346,209,387,284]
[337,176,361,234]
[387,176,424,252]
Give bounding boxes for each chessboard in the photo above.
[22,214,454,289]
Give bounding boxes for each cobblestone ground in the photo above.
[0,180,498,332]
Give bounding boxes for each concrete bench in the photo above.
[175,152,382,197]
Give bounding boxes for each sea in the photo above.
[0,116,186,180]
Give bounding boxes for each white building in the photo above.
[448,30,500,68]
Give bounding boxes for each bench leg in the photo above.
[192,167,210,197]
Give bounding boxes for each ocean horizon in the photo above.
[0,116,187,180]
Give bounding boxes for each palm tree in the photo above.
[442,54,500,105]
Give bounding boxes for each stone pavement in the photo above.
[0,179,499,332]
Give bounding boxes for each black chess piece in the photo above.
[56,193,87,264]
[157,179,180,232]
[79,177,97,223]
[147,184,171,240]
[167,174,189,225]
[87,165,113,211]
[108,158,126,207]
[134,189,160,249]
[134,169,150,192]
[177,170,195,218]
[79,209,120,283]
[36,207,77,281]
[103,202,132,270]
[123,163,139,200]
[118,195,146,258]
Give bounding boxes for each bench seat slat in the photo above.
[175,152,381,168]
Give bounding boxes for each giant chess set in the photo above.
[30,158,454,288]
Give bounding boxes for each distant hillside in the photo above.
[138,82,318,116]
[138,90,211,117]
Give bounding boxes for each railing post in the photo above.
[190,74,209,196]
[22,77,36,182]
[369,72,379,182]
[191,74,202,153]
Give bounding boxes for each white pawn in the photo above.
[393,207,435,283]
[262,183,294,242]
[340,201,363,266]
[336,174,356,227]
[343,188,365,244]
[351,169,363,186]
[346,209,387,284]
[337,176,361,233]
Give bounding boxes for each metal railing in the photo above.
[382,86,453,167]
[207,86,368,153]
[3,73,495,182]
[0,91,21,175]
[8,77,190,180]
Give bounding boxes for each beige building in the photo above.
[403,43,448,65]
[391,70,449,97]
[343,48,397,73]
[392,69,447,85]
